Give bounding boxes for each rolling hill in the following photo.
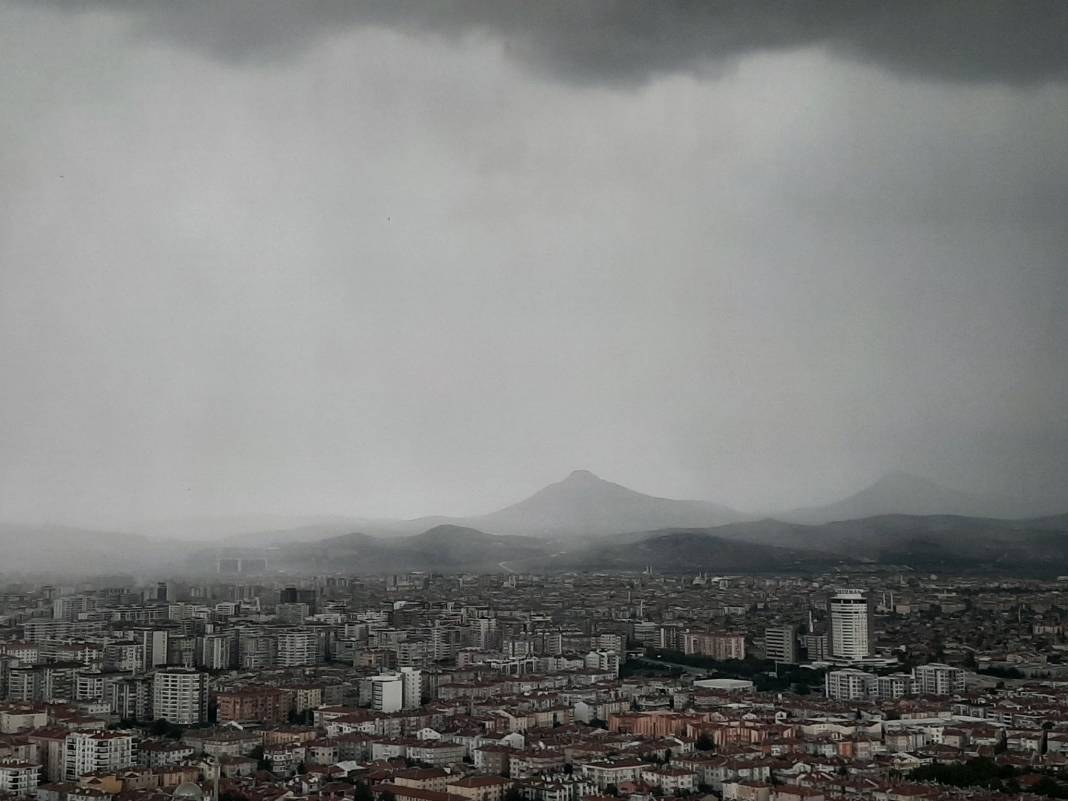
[602,513,1068,573]
[521,528,851,573]
[258,524,550,574]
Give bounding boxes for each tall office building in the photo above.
[764,625,799,663]
[152,668,209,725]
[827,590,873,661]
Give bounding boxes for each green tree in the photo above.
[695,733,715,752]
[250,745,270,771]
[354,783,375,801]
[149,718,183,739]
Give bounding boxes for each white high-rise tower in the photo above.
[827,589,873,661]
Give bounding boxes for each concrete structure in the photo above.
[63,732,134,780]
[198,634,234,670]
[827,590,873,660]
[447,775,512,801]
[152,668,209,725]
[276,630,324,667]
[371,673,403,713]
[694,678,754,693]
[876,672,918,699]
[764,625,798,664]
[825,668,877,700]
[914,663,966,695]
[400,667,422,710]
[684,632,746,660]
[216,686,288,724]
[0,760,41,794]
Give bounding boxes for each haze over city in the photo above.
[1,1,1066,532]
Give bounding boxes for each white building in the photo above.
[136,629,170,669]
[64,731,134,780]
[584,650,620,676]
[276,630,324,667]
[152,668,209,725]
[370,673,403,713]
[400,667,422,710]
[0,760,40,794]
[877,672,918,699]
[914,663,966,695]
[825,668,877,700]
[198,634,234,670]
[592,633,625,654]
[828,590,873,660]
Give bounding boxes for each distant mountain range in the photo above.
[2,469,1064,577]
[114,469,1045,541]
[382,468,1055,535]
[779,470,1038,523]
[262,525,549,575]
[232,512,1068,576]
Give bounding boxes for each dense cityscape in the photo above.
[2,569,1068,801]
[3,5,1066,801]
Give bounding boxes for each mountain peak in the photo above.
[563,469,602,483]
[472,470,740,538]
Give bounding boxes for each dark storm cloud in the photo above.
[22,0,1068,86]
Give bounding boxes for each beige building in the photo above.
[447,775,513,801]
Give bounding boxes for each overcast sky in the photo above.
[1,1,1066,528]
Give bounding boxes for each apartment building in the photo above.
[64,732,134,780]
[152,668,209,725]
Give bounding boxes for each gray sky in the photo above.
[1,1,1066,528]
